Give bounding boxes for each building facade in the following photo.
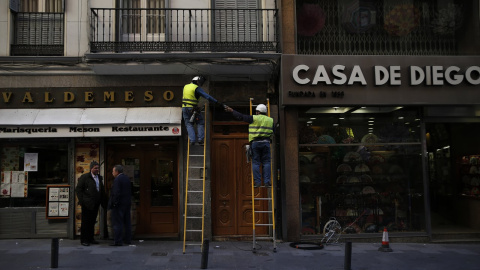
[0,0,280,240]
[280,0,480,242]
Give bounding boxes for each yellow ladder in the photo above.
[250,98,277,253]
[183,106,207,254]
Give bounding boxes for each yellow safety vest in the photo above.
[182,83,198,107]
[249,115,274,142]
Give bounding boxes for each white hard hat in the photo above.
[256,104,267,113]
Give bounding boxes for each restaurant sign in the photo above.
[0,125,181,138]
[281,55,480,106]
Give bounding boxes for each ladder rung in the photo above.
[188,191,203,193]
[187,217,202,219]
[188,178,203,181]
[186,229,202,232]
[185,243,202,246]
[255,224,273,226]
[254,211,272,213]
[187,203,203,206]
[189,166,203,169]
[254,198,272,201]
[189,154,204,157]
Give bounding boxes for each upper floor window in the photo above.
[119,0,166,41]
[296,0,480,56]
[11,0,64,56]
[20,0,63,12]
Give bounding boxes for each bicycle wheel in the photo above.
[322,219,341,244]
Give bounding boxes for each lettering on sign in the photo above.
[0,88,179,108]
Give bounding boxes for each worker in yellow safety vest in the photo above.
[224,104,274,187]
[182,76,223,145]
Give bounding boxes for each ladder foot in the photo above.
[273,248,277,253]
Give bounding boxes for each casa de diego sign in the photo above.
[281,55,480,106]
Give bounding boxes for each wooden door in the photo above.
[212,138,267,235]
[106,143,178,237]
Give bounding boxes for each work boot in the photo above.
[265,182,272,188]
[198,140,204,146]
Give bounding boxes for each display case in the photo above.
[300,143,424,235]
[458,155,480,197]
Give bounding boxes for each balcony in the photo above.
[11,12,64,56]
[89,8,279,53]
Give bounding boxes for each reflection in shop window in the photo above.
[298,107,425,235]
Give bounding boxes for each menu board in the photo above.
[46,185,70,219]
[1,171,28,198]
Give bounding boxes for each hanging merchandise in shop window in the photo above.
[459,155,480,197]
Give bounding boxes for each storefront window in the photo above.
[0,140,69,208]
[299,107,425,235]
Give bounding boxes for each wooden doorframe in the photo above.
[211,131,268,236]
[105,141,179,237]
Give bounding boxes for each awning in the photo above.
[0,108,182,138]
[0,107,181,125]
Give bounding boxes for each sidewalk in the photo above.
[1,238,480,270]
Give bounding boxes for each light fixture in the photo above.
[154,143,159,146]
[398,116,404,120]
[333,123,339,126]
[131,144,136,147]
[307,121,313,124]
[310,117,317,120]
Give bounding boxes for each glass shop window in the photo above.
[0,141,69,208]
[298,106,425,235]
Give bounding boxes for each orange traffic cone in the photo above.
[378,227,393,252]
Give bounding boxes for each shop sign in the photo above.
[0,125,181,138]
[0,87,181,108]
[282,55,480,106]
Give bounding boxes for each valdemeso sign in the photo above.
[282,55,480,106]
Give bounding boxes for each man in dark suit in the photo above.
[75,161,107,246]
[108,164,132,246]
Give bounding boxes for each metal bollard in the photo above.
[51,238,59,268]
[344,241,352,270]
[200,239,210,269]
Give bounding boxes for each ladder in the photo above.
[183,106,207,254]
[250,98,277,253]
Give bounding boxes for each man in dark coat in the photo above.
[108,164,132,246]
[75,161,107,246]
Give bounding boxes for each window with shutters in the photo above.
[119,0,166,42]
[213,0,260,42]
[11,0,64,56]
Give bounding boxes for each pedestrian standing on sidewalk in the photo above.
[224,104,274,187]
[108,164,132,246]
[75,161,107,246]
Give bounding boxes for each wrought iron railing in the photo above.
[89,8,279,53]
[11,12,64,56]
[297,0,462,55]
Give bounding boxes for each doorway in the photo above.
[105,141,179,237]
[211,135,268,236]
[426,123,480,232]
